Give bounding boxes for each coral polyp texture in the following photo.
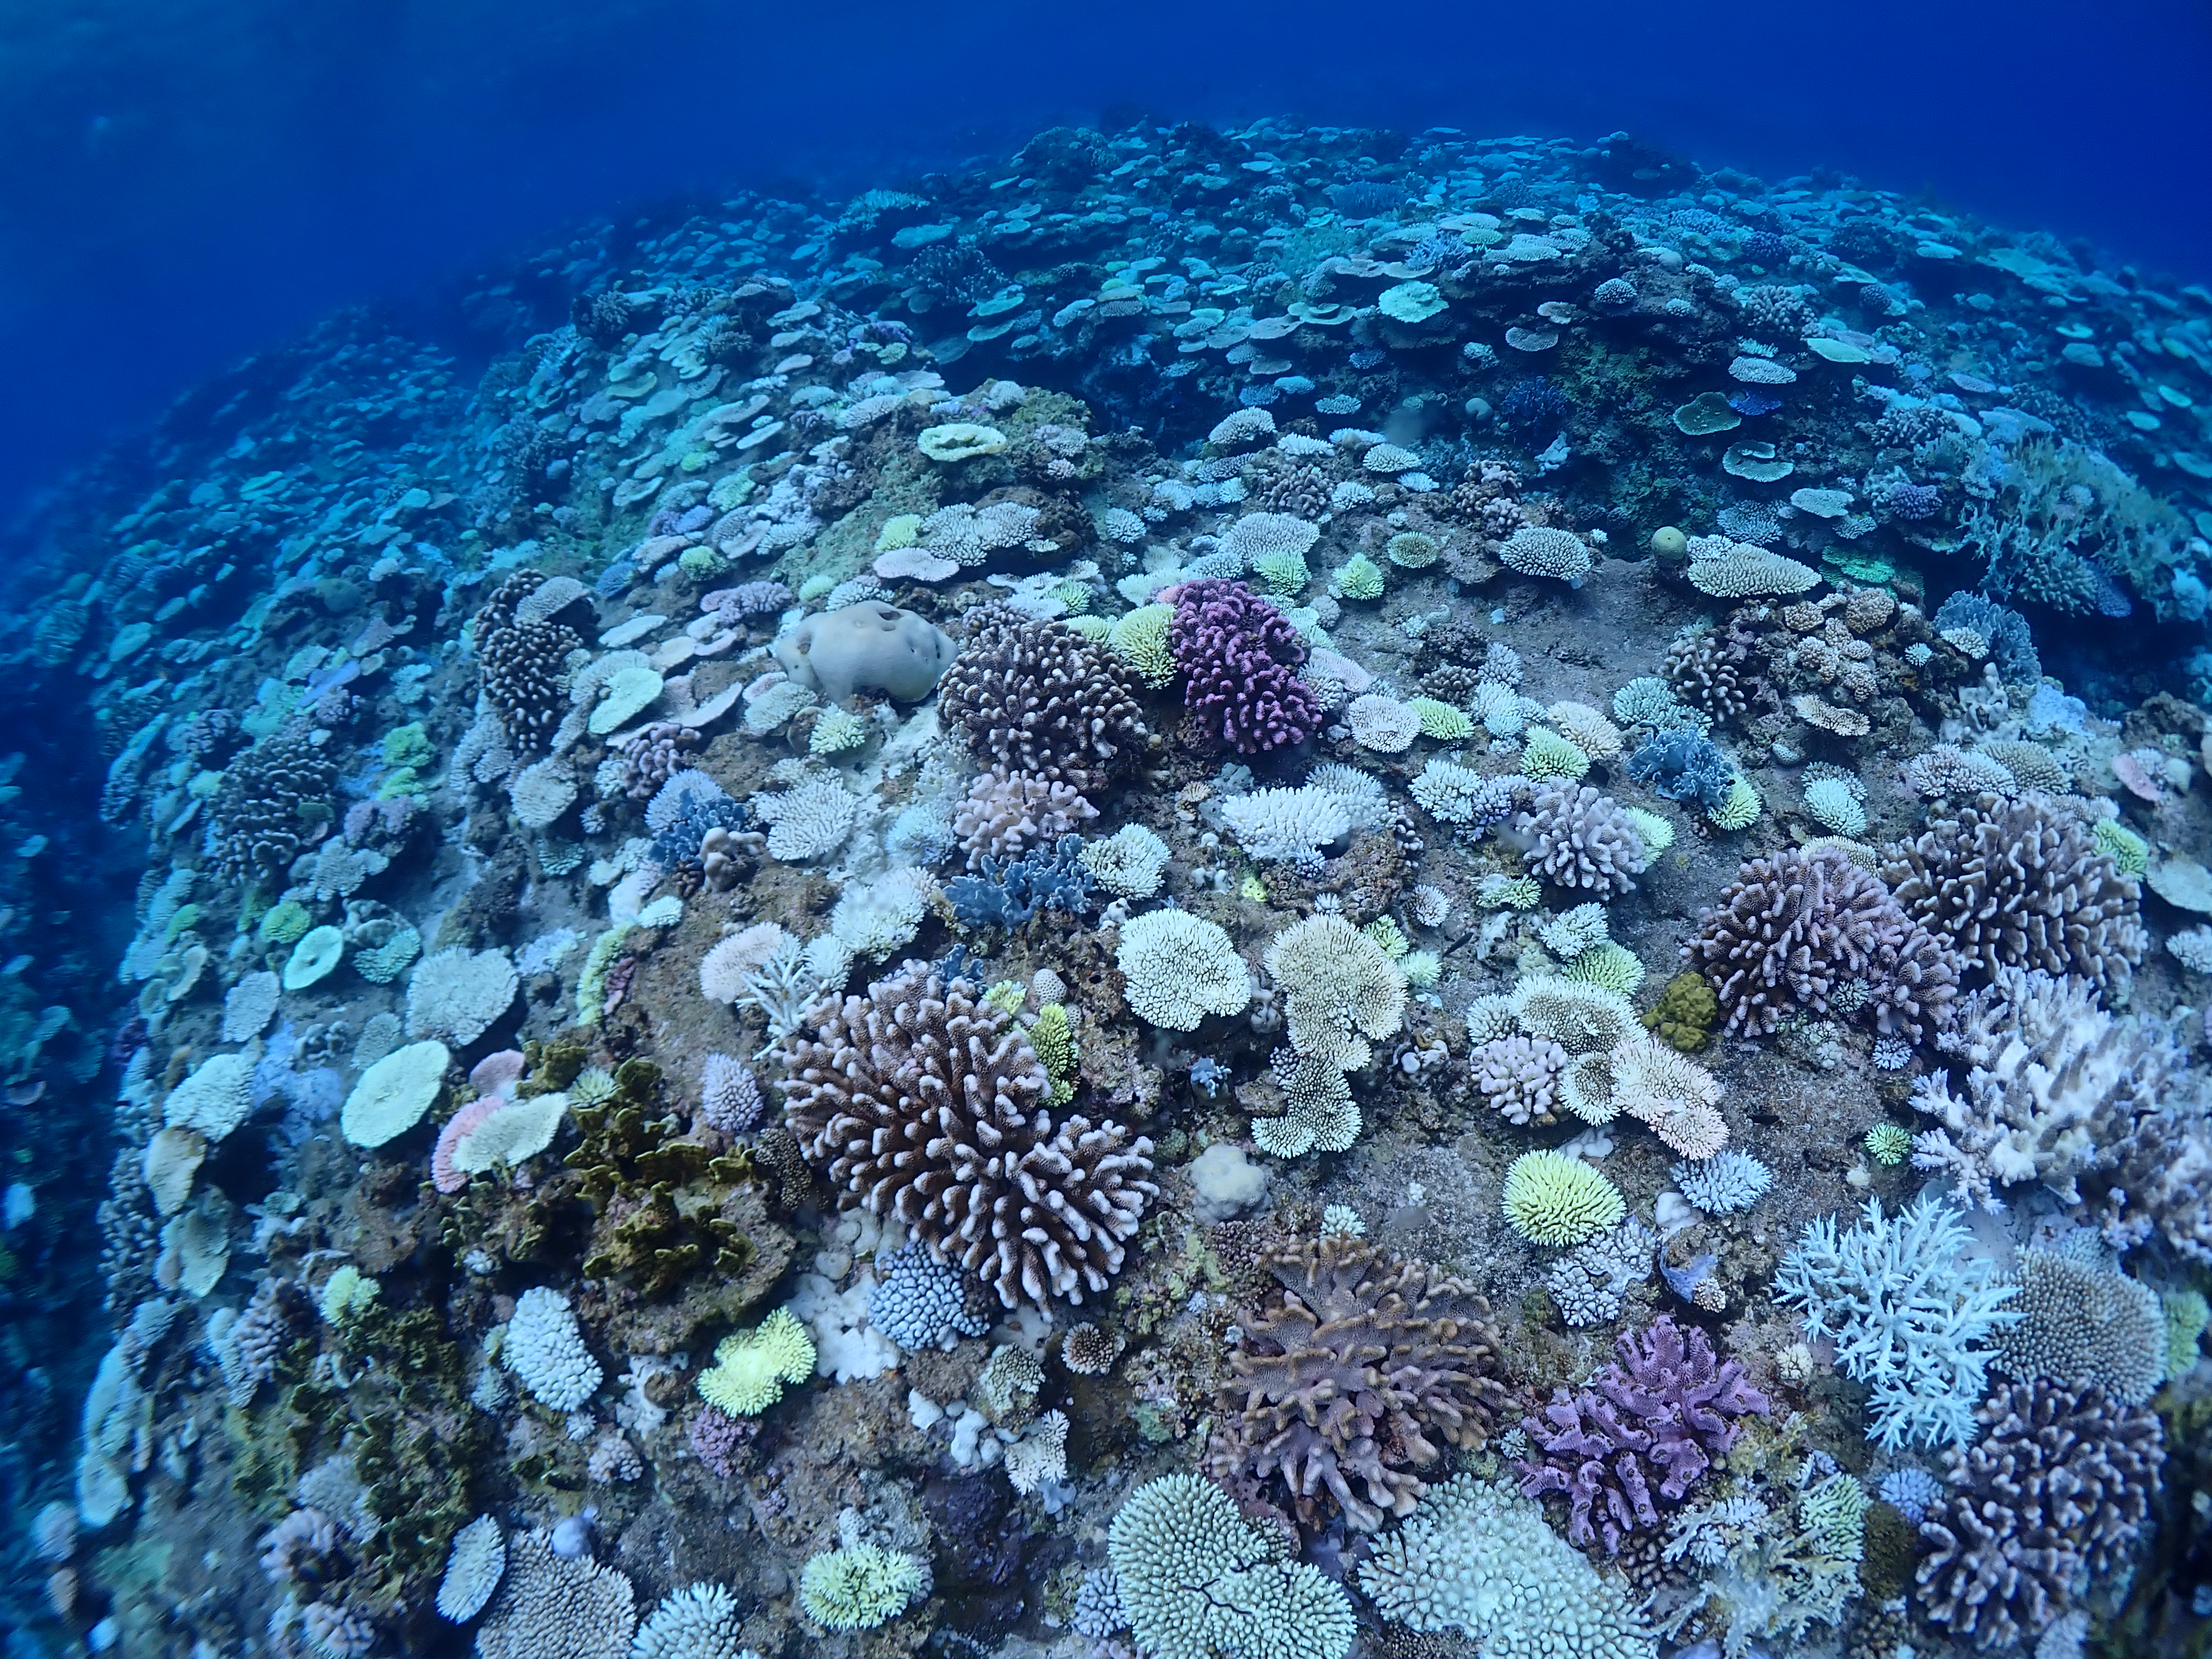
[19,106,2212,1659]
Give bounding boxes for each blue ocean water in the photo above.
[6,5,2212,1655]
[4,0,2210,521]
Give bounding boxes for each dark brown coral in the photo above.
[1880,794,2146,990]
[1206,1235,1512,1532]
[936,604,1149,793]
[1917,1380,2162,1650]
[206,722,338,884]
[776,961,1156,1311]
[1686,846,1959,1041]
[473,570,582,753]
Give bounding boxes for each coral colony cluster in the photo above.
[7,112,2212,1659]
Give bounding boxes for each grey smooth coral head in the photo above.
[770,602,957,703]
[774,959,1157,1312]
[1206,1234,1511,1532]
[1687,844,1959,1041]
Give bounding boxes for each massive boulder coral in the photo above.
[1207,1235,1512,1531]
[1514,1316,1770,1553]
[1916,1380,2162,1650]
[473,570,585,753]
[1686,846,1958,1041]
[775,961,1157,1310]
[1880,794,2146,990]
[1168,578,1323,755]
[936,604,1148,791]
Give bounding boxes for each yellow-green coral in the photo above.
[1407,697,1475,740]
[799,1541,929,1630]
[1864,1123,1912,1166]
[1253,549,1310,596]
[1709,774,1761,830]
[1502,1150,1625,1246]
[1332,554,1385,601]
[1624,806,1676,854]
[1401,950,1442,988]
[319,1265,380,1326]
[1108,604,1177,687]
[2164,1288,2209,1376]
[1642,971,1717,1052]
[1363,916,1410,958]
[875,513,921,552]
[697,1307,816,1415]
[576,925,634,1027]
[258,900,313,946]
[2092,817,2150,876]
[382,722,435,772]
[1563,942,1645,995]
[1031,1003,1077,1078]
[810,708,869,755]
[1520,728,1590,782]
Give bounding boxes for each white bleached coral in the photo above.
[502,1286,603,1412]
[1116,910,1253,1030]
[1219,786,1353,868]
[1081,823,1172,898]
[405,947,519,1046]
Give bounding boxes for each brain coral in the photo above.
[1515,785,1648,894]
[1687,846,1958,1041]
[936,604,1149,792]
[1880,795,2146,990]
[1207,1235,1511,1531]
[776,961,1157,1309]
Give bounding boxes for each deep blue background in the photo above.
[4,0,2209,524]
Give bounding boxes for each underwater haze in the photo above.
[9,3,2212,1658]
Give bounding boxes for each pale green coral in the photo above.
[1521,728,1591,782]
[382,722,435,773]
[1401,951,1442,988]
[1864,1123,1911,1166]
[1030,1003,1076,1078]
[1108,604,1178,687]
[2166,1288,2209,1376]
[1709,775,1761,831]
[1363,916,1410,958]
[1407,697,1475,740]
[1503,1150,1626,1246]
[258,900,313,947]
[1253,549,1311,596]
[697,1308,816,1416]
[1478,873,1542,910]
[874,513,921,552]
[1564,942,1646,996]
[2092,817,2150,876]
[799,1540,928,1631]
[318,1264,380,1326]
[1332,554,1385,601]
[809,707,869,755]
[679,545,728,580]
[1624,806,1676,854]
[576,925,634,1027]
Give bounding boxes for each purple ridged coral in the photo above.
[1514,1314,1771,1552]
[1168,578,1322,755]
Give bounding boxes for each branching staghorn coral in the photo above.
[775,960,1157,1310]
[1207,1235,1512,1531]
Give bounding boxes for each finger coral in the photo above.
[937,603,1149,791]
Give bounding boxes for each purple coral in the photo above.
[1168,578,1322,755]
[686,1404,757,1477]
[1514,1314,1771,1552]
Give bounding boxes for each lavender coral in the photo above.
[1168,578,1323,754]
[1514,1316,1771,1552]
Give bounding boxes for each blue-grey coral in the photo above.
[1774,1194,2021,1451]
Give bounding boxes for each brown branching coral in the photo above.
[776,961,1157,1311]
[1686,846,1959,1040]
[1880,794,2146,990]
[1206,1234,1512,1532]
[1662,623,1755,724]
[474,571,583,753]
[936,603,1148,793]
[1916,1380,2162,1650]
